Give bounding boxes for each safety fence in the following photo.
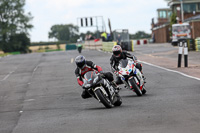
[27,39,147,53]
[132,39,149,45]
[83,40,135,52]
[102,41,134,52]
[186,39,195,51]
[102,42,116,52]
[195,38,200,51]
[28,39,146,53]
[84,39,103,50]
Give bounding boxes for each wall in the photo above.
[157,18,169,25]
[152,25,170,43]
[190,21,200,39]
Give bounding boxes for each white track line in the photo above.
[33,65,39,72]
[71,58,74,63]
[98,50,200,81]
[140,60,200,81]
[1,71,14,81]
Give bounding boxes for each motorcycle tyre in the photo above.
[142,88,147,95]
[78,47,82,53]
[95,89,114,108]
[113,94,122,106]
[129,78,142,96]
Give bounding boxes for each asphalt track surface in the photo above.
[0,48,200,133]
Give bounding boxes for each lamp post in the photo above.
[180,0,184,22]
[176,6,180,23]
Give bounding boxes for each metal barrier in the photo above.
[195,38,200,51]
[187,39,195,51]
[121,41,134,51]
[66,44,76,50]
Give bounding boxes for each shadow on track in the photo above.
[120,93,153,98]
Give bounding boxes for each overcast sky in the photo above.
[25,0,169,42]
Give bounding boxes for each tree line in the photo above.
[48,24,151,42]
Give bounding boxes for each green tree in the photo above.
[169,13,177,36]
[8,33,31,53]
[0,0,33,52]
[48,24,79,42]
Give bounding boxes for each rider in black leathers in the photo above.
[110,45,143,85]
[75,55,120,99]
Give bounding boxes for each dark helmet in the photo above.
[112,45,122,58]
[75,55,86,69]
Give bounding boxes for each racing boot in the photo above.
[81,90,92,99]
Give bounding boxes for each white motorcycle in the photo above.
[115,58,146,96]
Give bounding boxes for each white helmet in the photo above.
[112,45,122,57]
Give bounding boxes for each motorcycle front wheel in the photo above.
[95,89,114,108]
[129,78,142,96]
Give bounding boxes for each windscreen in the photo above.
[83,71,97,84]
[119,59,128,68]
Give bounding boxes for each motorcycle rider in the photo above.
[77,39,82,53]
[75,55,120,99]
[110,45,146,92]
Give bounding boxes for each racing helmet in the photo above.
[112,45,122,58]
[75,55,86,69]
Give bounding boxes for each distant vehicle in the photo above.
[171,23,191,46]
[77,44,82,53]
[76,39,82,53]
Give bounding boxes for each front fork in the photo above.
[119,69,144,90]
[134,69,144,90]
[94,79,116,102]
[119,75,133,90]
[93,87,108,102]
